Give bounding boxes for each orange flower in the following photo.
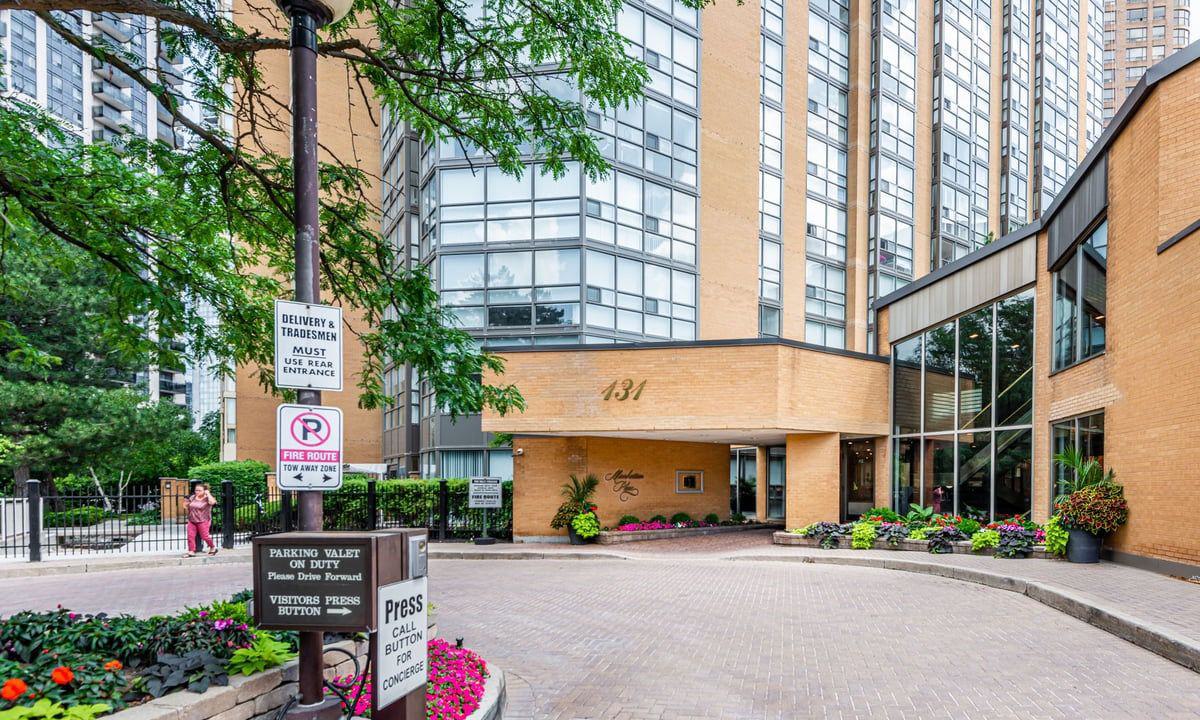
[50,666,74,686]
[1,678,28,701]
[104,660,123,672]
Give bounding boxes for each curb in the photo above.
[468,666,505,720]
[0,550,252,579]
[429,550,627,561]
[597,523,779,545]
[731,553,1200,673]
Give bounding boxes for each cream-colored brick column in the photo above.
[784,433,841,529]
[755,446,769,520]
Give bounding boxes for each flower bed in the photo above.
[776,506,1059,559]
[598,521,775,545]
[329,639,492,720]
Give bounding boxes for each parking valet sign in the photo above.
[375,577,428,710]
[277,404,343,490]
[274,299,343,391]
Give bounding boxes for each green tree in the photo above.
[0,0,720,418]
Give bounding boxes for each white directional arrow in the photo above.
[328,608,351,616]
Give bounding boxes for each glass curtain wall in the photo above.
[891,288,1034,519]
[1052,219,1106,370]
[758,0,786,335]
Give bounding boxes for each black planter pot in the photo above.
[567,525,585,545]
[1067,528,1103,563]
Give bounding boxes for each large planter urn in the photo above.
[567,524,585,545]
[1067,528,1103,563]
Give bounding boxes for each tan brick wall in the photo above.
[784,433,841,529]
[512,436,730,538]
[873,436,891,510]
[230,0,382,467]
[484,344,889,438]
[1034,63,1200,565]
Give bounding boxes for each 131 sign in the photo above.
[601,378,647,401]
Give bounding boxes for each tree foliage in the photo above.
[0,0,722,415]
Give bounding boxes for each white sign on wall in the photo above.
[375,576,428,710]
[274,300,343,391]
[276,404,343,491]
[468,477,502,509]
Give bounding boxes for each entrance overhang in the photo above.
[482,338,891,441]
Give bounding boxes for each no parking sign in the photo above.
[276,404,343,490]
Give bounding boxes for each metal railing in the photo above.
[1,477,514,561]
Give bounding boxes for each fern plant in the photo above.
[551,474,599,529]
[1053,447,1115,504]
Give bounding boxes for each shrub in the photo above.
[956,518,981,536]
[669,512,692,524]
[862,507,901,523]
[703,513,720,524]
[42,507,106,528]
[904,504,935,525]
[550,474,598,530]
[875,522,909,547]
[1044,515,1068,557]
[1056,482,1128,536]
[617,514,640,526]
[926,526,965,554]
[800,521,845,549]
[994,524,1037,558]
[850,522,877,549]
[970,529,1000,552]
[648,514,668,523]
[187,460,269,499]
[138,651,228,697]
[571,512,600,539]
[0,700,111,720]
[730,512,747,524]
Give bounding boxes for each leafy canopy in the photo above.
[0,0,724,416]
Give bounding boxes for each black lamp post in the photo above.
[274,0,352,716]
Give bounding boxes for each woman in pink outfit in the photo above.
[183,483,218,557]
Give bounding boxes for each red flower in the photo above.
[104,660,123,672]
[50,666,74,686]
[1,678,28,701]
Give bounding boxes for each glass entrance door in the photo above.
[766,447,785,520]
[729,448,757,518]
[841,439,875,522]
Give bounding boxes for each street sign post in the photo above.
[468,477,501,546]
[374,576,428,711]
[274,299,343,391]
[277,404,343,491]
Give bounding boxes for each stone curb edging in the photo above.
[468,667,505,720]
[428,550,625,561]
[773,531,1055,559]
[596,523,779,545]
[733,552,1200,674]
[0,551,252,579]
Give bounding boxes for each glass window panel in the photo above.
[672,270,695,305]
[994,429,1032,519]
[759,305,780,336]
[487,218,532,242]
[441,168,484,205]
[617,173,642,211]
[488,305,532,327]
[440,254,484,289]
[957,306,993,430]
[1052,421,1074,501]
[535,303,580,325]
[1079,412,1104,466]
[995,289,1034,426]
[587,303,615,329]
[1081,221,1107,359]
[586,250,615,288]
[925,435,955,515]
[441,221,485,245]
[923,323,956,432]
[892,334,922,434]
[487,166,531,201]
[488,251,532,286]
[449,306,484,328]
[1053,246,1080,370]
[535,162,580,198]
[957,432,991,521]
[645,264,670,299]
[617,257,642,294]
[535,248,580,285]
[894,438,919,515]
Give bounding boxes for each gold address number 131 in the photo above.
[601,379,647,401]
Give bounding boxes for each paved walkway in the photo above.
[2,533,1200,718]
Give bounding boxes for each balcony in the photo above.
[92,101,128,131]
[91,60,133,88]
[91,13,135,43]
[92,79,132,111]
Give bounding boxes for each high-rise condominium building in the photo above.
[0,10,224,427]
[376,0,1107,479]
[1100,0,1191,123]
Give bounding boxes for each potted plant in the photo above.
[550,474,599,544]
[1056,481,1129,563]
[570,511,601,543]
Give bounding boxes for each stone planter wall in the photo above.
[105,640,369,720]
[597,523,778,545]
[773,531,1055,559]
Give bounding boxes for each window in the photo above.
[1127,7,1148,20]
[1051,412,1105,503]
[1126,27,1147,41]
[1053,220,1107,371]
[1126,46,1147,62]
[890,289,1035,520]
[759,305,780,336]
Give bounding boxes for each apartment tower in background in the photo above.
[375,0,1109,478]
[1100,0,1191,122]
[0,10,226,427]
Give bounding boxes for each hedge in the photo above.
[43,505,107,527]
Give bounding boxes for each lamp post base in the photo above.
[474,536,497,546]
[285,697,343,720]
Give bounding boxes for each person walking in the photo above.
[183,483,218,557]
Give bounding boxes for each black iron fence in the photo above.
[0,477,513,561]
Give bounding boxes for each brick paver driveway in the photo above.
[3,545,1200,719]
